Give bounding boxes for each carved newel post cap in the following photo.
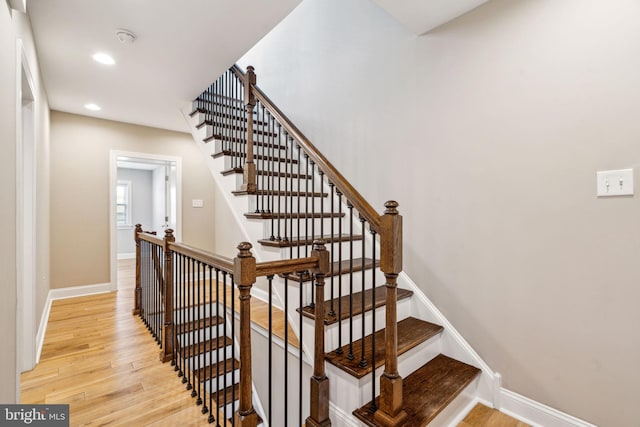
[237,242,253,257]
[135,224,143,233]
[384,200,399,215]
[164,228,174,238]
[246,65,255,73]
[312,239,327,251]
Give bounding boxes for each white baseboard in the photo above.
[117,252,135,260]
[35,282,113,364]
[329,401,359,427]
[494,389,599,427]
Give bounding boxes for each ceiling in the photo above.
[26,0,488,133]
[372,0,490,35]
[26,0,301,132]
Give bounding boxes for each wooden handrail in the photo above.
[138,231,164,246]
[255,256,321,278]
[231,64,382,231]
[168,242,235,274]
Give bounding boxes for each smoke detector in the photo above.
[116,29,137,44]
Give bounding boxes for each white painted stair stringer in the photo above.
[181,103,597,427]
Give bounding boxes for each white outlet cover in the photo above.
[596,169,634,197]
[192,199,204,208]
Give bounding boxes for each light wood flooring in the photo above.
[21,259,528,426]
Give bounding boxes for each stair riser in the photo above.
[326,333,442,411]
[223,156,302,175]
[259,218,357,243]
[201,370,240,394]
[246,195,336,215]
[181,345,234,367]
[211,139,285,155]
[320,296,413,351]
[172,305,220,321]
[176,324,226,345]
[273,240,368,263]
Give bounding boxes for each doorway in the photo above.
[110,151,181,291]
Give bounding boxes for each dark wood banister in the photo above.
[169,242,234,274]
[231,64,382,232]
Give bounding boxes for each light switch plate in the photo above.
[596,169,634,197]
[192,199,204,208]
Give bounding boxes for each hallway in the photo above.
[20,259,208,426]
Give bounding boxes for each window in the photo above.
[116,180,132,227]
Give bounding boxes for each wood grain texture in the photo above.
[21,259,223,426]
[458,403,531,427]
[325,317,443,378]
[298,286,413,325]
[287,257,380,283]
[354,354,481,427]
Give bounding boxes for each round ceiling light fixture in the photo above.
[116,29,137,44]
[92,52,115,65]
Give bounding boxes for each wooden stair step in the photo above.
[209,383,239,408]
[245,211,344,220]
[178,316,223,334]
[258,233,359,248]
[178,336,232,357]
[325,317,443,379]
[298,286,413,325]
[212,150,298,164]
[221,168,312,179]
[194,358,240,383]
[233,189,328,197]
[353,354,481,426]
[286,257,380,283]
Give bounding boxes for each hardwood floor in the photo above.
[21,259,527,426]
[458,403,530,427]
[21,259,217,426]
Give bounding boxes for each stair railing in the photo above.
[134,226,330,426]
[229,65,407,425]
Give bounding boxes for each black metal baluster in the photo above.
[348,201,355,361]
[191,258,197,396]
[304,154,309,258]
[329,183,336,317]
[175,253,182,374]
[336,190,343,354]
[203,265,211,416]
[359,217,367,368]
[222,271,228,425]
[282,132,289,245]
[297,145,302,259]
[196,261,203,405]
[283,273,289,427]
[267,275,273,426]
[210,269,220,425]
[370,229,377,412]
[231,270,236,419]
[180,254,186,382]
[276,123,282,241]
[299,272,305,427]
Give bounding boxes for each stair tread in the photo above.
[204,133,285,150]
[194,358,240,383]
[212,150,298,164]
[210,383,240,407]
[258,233,360,248]
[298,286,413,325]
[233,190,328,197]
[178,316,223,334]
[353,354,481,426]
[245,212,344,219]
[325,317,443,379]
[286,257,380,283]
[178,336,232,357]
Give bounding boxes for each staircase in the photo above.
[165,64,498,426]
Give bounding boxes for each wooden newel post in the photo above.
[374,201,408,427]
[241,66,257,193]
[307,240,331,427]
[160,229,175,363]
[234,242,258,427]
[133,224,143,315]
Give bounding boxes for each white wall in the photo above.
[116,168,153,255]
[237,1,640,426]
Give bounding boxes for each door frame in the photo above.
[16,38,37,377]
[109,150,182,291]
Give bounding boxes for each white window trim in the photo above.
[116,180,132,229]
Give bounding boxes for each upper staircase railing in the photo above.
[134,225,330,427]
[194,65,408,425]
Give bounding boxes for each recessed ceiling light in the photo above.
[92,52,115,65]
[84,103,101,111]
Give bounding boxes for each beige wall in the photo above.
[237,0,640,425]
[50,111,217,289]
[0,1,18,402]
